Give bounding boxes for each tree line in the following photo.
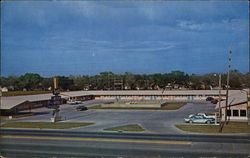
[0,70,249,91]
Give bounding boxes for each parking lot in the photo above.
[3,100,216,134]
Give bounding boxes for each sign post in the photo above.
[51,78,62,123]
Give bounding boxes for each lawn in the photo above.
[161,103,186,110]
[104,124,145,132]
[175,122,250,133]
[2,91,52,97]
[89,102,185,110]
[0,122,94,129]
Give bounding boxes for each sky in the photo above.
[1,1,249,77]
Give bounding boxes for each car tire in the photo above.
[189,120,193,124]
[207,120,211,124]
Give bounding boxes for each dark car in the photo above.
[211,99,218,104]
[206,97,214,101]
[76,105,88,111]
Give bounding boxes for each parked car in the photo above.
[184,115,215,124]
[68,100,82,105]
[196,113,216,119]
[206,97,214,101]
[76,105,88,111]
[75,100,82,104]
[188,113,215,119]
[211,99,218,104]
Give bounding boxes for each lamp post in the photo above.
[214,74,222,126]
[214,74,222,127]
[218,74,222,124]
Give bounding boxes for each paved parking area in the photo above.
[3,100,216,134]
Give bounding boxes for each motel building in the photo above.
[216,90,249,122]
[1,90,241,116]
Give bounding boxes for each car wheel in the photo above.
[207,120,211,124]
[189,120,193,124]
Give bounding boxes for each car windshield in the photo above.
[1,1,249,158]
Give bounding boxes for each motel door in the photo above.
[188,96,194,100]
[116,96,121,100]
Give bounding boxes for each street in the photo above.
[1,129,250,158]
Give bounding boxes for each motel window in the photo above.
[240,110,246,117]
[233,110,239,117]
[226,110,231,116]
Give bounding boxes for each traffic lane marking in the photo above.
[1,135,192,145]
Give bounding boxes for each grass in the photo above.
[2,91,52,97]
[104,124,145,132]
[161,103,186,110]
[0,122,94,129]
[89,102,185,110]
[175,122,250,133]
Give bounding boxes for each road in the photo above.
[0,129,249,158]
[2,100,217,134]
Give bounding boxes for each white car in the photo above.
[188,113,215,119]
[184,115,215,124]
[68,100,82,105]
[75,100,82,104]
[197,113,215,119]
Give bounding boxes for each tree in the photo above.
[189,74,202,90]
[123,72,136,90]
[56,76,73,91]
[229,70,243,89]
[18,73,42,90]
[41,78,53,90]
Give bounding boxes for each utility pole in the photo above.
[219,49,232,132]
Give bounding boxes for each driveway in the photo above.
[3,100,216,134]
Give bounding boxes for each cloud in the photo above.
[46,37,177,53]
[176,20,203,31]
[4,30,176,54]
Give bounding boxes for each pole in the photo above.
[219,49,232,132]
[225,50,232,123]
[52,77,61,122]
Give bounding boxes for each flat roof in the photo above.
[1,90,239,110]
[1,93,54,110]
[216,90,248,109]
[61,90,230,97]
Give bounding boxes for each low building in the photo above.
[1,90,239,116]
[215,90,249,122]
[1,94,54,115]
[1,87,8,92]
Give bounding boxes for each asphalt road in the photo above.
[1,129,250,158]
[3,100,217,134]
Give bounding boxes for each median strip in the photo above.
[1,135,192,145]
[175,122,250,133]
[0,122,94,129]
[104,124,145,132]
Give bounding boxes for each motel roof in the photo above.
[1,90,239,110]
[60,90,231,97]
[215,90,249,109]
[1,93,54,110]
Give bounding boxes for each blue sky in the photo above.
[1,1,249,77]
